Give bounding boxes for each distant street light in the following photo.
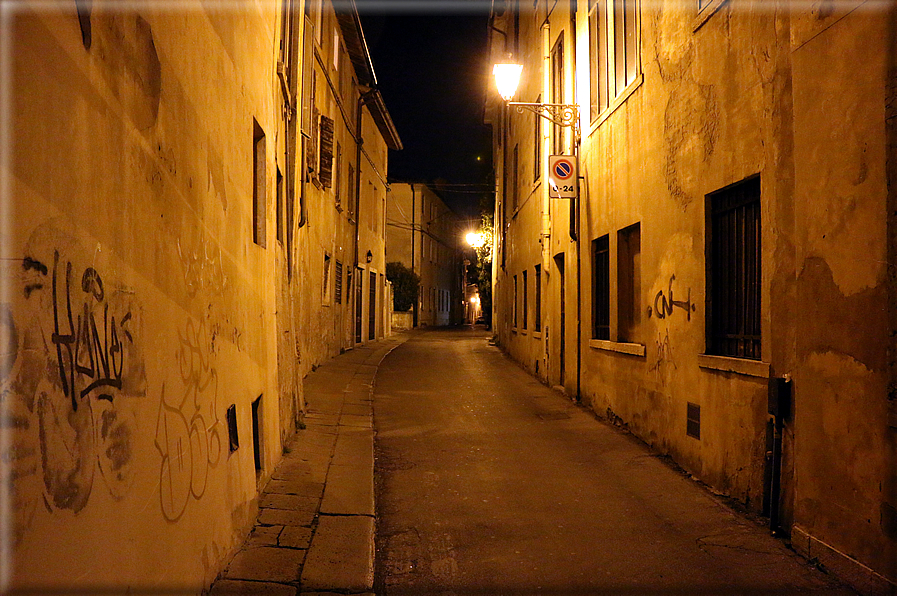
[466,231,486,248]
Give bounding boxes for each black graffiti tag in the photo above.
[51,251,132,411]
[650,275,696,321]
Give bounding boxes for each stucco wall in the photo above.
[4,4,283,591]
[491,0,896,586]
[790,5,894,582]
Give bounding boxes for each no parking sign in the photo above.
[548,155,577,198]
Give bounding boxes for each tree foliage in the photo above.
[386,261,420,312]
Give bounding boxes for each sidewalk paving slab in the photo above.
[208,333,409,595]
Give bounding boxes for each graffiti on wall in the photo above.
[177,237,227,300]
[649,329,677,378]
[2,240,146,545]
[155,319,223,522]
[648,275,696,321]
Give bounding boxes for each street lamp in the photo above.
[491,61,581,142]
[466,231,486,248]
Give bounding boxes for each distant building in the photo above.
[487,1,896,592]
[3,1,398,592]
[387,183,465,327]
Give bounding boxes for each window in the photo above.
[251,395,263,473]
[252,119,266,248]
[707,176,761,359]
[226,404,239,453]
[533,95,541,181]
[534,264,542,332]
[592,235,610,340]
[335,142,342,210]
[522,269,528,330]
[347,161,356,220]
[512,144,519,211]
[276,166,284,245]
[589,0,640,120]
[551,33,565,155]
[323,253,332,304]
[513,274,518,329]
[617,223,641,343]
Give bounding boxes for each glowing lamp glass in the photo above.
[466,232,486,248]
[493,63,523,101]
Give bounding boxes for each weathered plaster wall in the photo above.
[4,4,283,591]
[790,5,895,582]
[573,1,792,511]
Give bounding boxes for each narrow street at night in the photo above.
[374,328,856,596]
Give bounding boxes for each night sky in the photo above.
[359,10,494,220]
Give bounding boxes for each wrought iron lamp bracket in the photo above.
[508,102,581,141]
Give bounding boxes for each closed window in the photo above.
[617,223,641,343]
[534,264,542,332]
[252,119,266,248]
[592,235,610,340]
[551,34,565,154]
[589,0,640,120]
[707,176,761,360]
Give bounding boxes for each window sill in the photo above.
[532,330,542,339]
[512,327,518,334]
[693,0,728,32]
[698,354,769,378]
[589,339,646,357]
[588,73,643,133]
[520,329,528,336]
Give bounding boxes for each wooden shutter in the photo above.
[319,114,334,188]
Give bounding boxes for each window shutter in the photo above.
[307,105,319,177]
[318,114,334,188]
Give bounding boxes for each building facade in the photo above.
[386,183,465,327]
[487,1,897,591]
[1,0,398,592]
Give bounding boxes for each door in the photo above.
[554,253,565,387]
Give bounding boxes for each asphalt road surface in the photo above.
[373,327,856,596]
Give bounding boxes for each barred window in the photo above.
[707,176,761,360]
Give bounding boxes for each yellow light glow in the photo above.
[466,232,486,248]
[471,295,480,305]
[493,63,523,101]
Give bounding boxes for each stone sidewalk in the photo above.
[209,333,409,595]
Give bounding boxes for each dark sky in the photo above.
[359,12,493,220]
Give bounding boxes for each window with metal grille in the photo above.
[707,176,761,360]
[592,235,610,340]
[522,269,528,330]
